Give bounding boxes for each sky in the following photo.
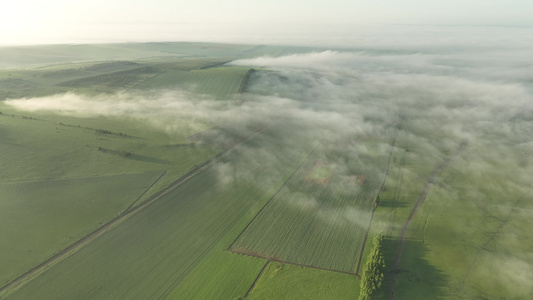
[1,0,532,45]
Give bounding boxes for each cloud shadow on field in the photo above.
[379,238,450,300]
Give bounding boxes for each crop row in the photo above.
[231,149,388,273]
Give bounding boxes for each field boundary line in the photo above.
[234,68,255,103]
[0,171,162,185]
[354,116,403,276]
[227,145,318,251]
[125,73,159,90]
[199,61,231,69]
[243,260,270,298]
[156,222,236,300]
[156,187,274,300]
[230,250,358,276]
[0,123,271,298]
[124,170,167,212]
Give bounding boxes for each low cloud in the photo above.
[232,51,359,72]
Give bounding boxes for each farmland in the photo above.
[230,140,391,273]
[1,41,532,300]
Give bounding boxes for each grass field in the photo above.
[0,172,162,286]
[135,66,251,99]
[370,117,533,299]
[165,221,268,300]
[246,262,360,299]
[0,103,218,181]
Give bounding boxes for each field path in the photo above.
[123,170,167,211]
[0,124,270,298]
[354,120,402,276]
[244,260,270,298]
[389,141,466,300]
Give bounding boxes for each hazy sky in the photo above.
[1,0,532,45]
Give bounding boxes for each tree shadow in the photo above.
[378,200,408,208]
[187,126,245,149]
[164,143,198,148]
[0,126,24,147]
[97,147,173,165]
[187,122,268,149]
[129,154,173,165]
[377,237,451,300]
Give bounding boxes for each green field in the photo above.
[247,262,360,299]
[0,172,162,286]
[135,67,250,99]
[369,116,533,299]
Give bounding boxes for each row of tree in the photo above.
[360,233,386,300]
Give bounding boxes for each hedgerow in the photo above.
[360,233,386,300]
